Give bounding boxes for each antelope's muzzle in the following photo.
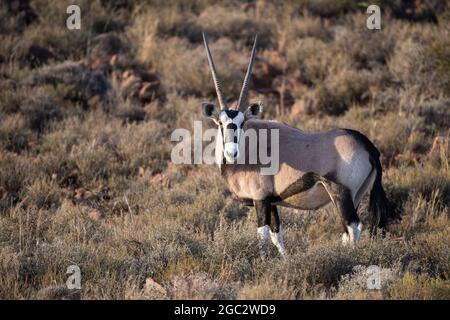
[223,125,240,161]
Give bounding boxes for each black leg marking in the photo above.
[254,199,271,228]
[279,172,321,200]
[270,205,280,233]
[321,179,360,233]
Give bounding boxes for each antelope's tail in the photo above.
[344,129,400,234]
[368,156,397,233]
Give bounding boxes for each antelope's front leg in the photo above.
[254,199,271,245]
[270,205,286,256]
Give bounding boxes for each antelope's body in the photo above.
[221,120,376,210]
[201,33,395,255]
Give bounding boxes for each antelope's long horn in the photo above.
[237,35,258,111]
[202,32,227,110]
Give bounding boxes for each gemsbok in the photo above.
[201,33,396,255]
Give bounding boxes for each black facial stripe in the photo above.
[224,110,240,119]
[224,123,238,144]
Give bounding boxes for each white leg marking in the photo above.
[270,227,286,256]
[345,222,363,245]
[257,225,269,244]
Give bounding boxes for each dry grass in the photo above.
[0,0,449,300]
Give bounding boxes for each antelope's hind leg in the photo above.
[320,179,362,245]
[270,205,286,256]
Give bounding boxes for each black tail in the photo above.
[369,157,392,233]
[343,129,399,234]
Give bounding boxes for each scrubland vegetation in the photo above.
[0,0,449,299]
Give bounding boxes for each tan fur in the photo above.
[221,119,374,209]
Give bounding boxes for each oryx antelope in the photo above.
[201,33,395,255]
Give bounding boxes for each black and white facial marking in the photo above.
[219,109,245,162]
[202,102,263,163]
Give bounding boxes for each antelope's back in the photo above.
[243,120,372,195]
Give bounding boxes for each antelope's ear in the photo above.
[244,102,263,120]
[202,102,219,120]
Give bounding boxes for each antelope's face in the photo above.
[201,32,261,163]
[202,102,262,162]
